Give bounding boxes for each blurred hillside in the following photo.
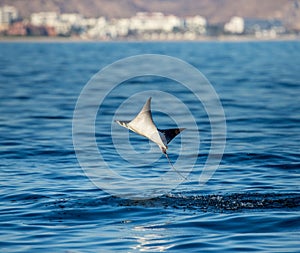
[0,0,300,29]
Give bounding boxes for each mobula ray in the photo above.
[115,97,186,178]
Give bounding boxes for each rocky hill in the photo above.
[1,0,300,29]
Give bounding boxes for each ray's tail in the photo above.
[164,153,188,181]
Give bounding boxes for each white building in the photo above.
[224,16,244,34]
[114,18,130,36]
[31,12,86,35]
[163,14,182,32]
[60,13,83,26]
[130,12,181,33]
[31,12,59,27]
[0,5,18,25]
[185,15,207,34]
[82,18,99,27]
[85,17,107,39]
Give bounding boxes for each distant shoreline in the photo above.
[0,34,299,43]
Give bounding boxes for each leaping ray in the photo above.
[115,97,186,179]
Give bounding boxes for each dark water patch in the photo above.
[31,115,70,120]
[5,191,298,225]
[0,148,74,160]
[117,193,300,212]
[264,163,300,170]
[222,152,286,162]
[39,193,300,222]
[2,192,50,203]
[277,80,300,87]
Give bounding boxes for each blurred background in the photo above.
[0,0,300,40]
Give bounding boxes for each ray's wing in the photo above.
[158,128,185,144]
[127,97,155,136]
[115,97,166,150]
[115,120,130,128]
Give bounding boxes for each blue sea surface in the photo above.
[0,41,300,252]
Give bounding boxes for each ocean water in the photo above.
[0,41,299,252]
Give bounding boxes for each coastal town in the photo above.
[0,5,295,40]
